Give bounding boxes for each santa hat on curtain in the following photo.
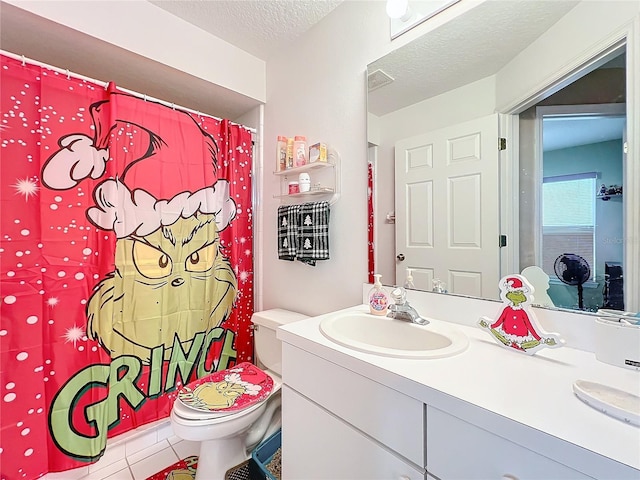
[42,86,236,238]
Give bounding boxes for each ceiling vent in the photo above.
[367,69,394,92]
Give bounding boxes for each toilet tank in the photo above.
[252,309,308,376]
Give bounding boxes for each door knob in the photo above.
[397,253,405,261]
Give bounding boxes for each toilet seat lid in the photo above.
[172,380,281,422]
[172,393,267,422]
[176,362,274,417]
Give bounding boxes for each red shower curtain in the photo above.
[367,160,375,283]
[0,54,254,479]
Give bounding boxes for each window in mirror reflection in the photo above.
[538,114,624,312]
[518,49,626,313]
[542,172,596,282]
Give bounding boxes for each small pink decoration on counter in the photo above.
[478,274,564,354]
[288,181,299,194]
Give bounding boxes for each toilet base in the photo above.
[171,390,282,479]
[195,434,250,480]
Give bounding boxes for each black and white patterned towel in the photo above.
[296,201,330,266]
[277,204,298,261]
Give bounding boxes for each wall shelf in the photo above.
[274,162,334,176]
[274,187,335,200]
[597,193,622,200]
[274,152,340,205]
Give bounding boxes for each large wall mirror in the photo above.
[367,0,639,314]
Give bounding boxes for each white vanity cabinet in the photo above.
[282,344,426,479]
[426,406,592,480]
[278,306,640,480]
[283,387,424,479]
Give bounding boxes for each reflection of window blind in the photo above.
[542,228,594,279]
[542,174,596,279]
[543,176,595,226]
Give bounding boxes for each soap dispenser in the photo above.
[368,274,389,316]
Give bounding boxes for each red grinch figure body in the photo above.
[478,275,564,354]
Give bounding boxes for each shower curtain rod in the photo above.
[1,50,257,133]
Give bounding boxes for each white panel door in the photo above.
[395,114,500,299]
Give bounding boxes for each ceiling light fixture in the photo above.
[386,0,410,19]
[389,0,461,39]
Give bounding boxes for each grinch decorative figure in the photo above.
[478,275,564,354]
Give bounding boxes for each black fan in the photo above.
[554,253,591,310]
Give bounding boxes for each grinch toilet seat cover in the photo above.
[177,362,274,416]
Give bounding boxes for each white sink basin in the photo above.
[319,311,469,359]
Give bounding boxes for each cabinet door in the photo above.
[283,344,424,465]
[283,386,425,480]
[426,406,592,480]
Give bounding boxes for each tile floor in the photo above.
[43,421,200,480]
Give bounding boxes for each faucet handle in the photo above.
[390,287,407,304]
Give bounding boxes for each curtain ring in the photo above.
[143,94,147,102]
[21,55,26,66]
[171,103,175,110]
[65,69,70,79]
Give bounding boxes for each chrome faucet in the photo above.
[387,287,429,325]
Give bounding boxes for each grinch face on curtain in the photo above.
[87,213,237,363]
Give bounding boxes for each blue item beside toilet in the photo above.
[249,429,282,480]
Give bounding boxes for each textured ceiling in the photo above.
[544,116,625,152]
[0,1,343,119]
[0,2,261,120]
[368,0,581,117]
[2,0,585,121]
[149,0,344,60]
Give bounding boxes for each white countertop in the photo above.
[278,304,640,476]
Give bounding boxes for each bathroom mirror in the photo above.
[367,0,635,313]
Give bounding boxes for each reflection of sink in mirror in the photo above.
[319,311,468,359]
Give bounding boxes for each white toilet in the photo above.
[170,309,308,479]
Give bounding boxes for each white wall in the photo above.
[260,1,483,316]
[496,0,640,111]
[2,0,266,104]
[261,2,383,315]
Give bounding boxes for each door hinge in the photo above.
[498,138,507,151]
[623,141,628,154]
[499,235,507,248]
